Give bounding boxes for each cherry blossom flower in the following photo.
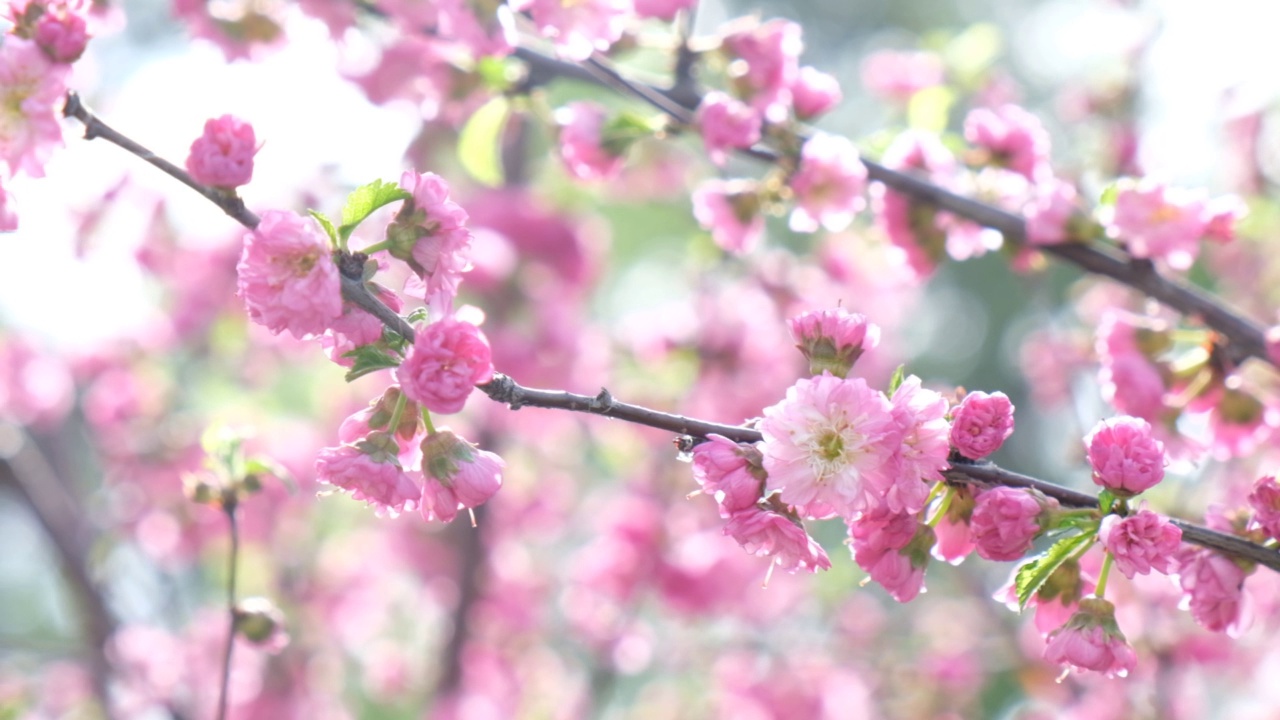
[874,130,960,277]
[931,486,976,565]
[696,91,761,166]
[396,316,494,415]
[1043,598,1137,678]
[420,429,504,523]
[691,434,765,518]
[692,179,764,254]
[788,133,868,233]
[1107,180,1208,270]
[723,18,803,123]
[185,115,257,189]
[1085,416,1166,497]
[963,104,1051,182]
[759,373,899,519]
[315,434,421,517]
[883,375,951,515]
[1174,548,1250,634]
[1024,178,1081,245]
[236,210,343,339]
[555,101,627,182]
[0,37,68,178]
[791,66,841,120]
[321,281,401,366]
[1202,194,1246,244]
[787,307,880,378]
[850,507,932,602]
[33,5,90,63]
[969,487,1055,561]
[390,170,474,315]
[723,506,831,573]
[632,0,694,20]
[949,390,1015,460]
[508,0,629,61]
[860,49,944,102]
[1247,475,1280,541]
[1099,510,1181,578]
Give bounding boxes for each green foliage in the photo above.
[340,179,412,242]
[343,345,403,382]
[457,95,510,187]
[308,209,340,248]
[1015,531,1096,610]
[887,364,906,395]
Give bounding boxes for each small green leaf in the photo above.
[457,95,510,188]
[245,456,297,493]
[1098,489,1116,515]
[405,307,429,325]
[338,180,411,241]
[1099,183,1119,206]
[476,56,514,91]
[1015,531,1096,610]
[887,365,906,395]
[906,85,954,133]
[343,345,402,382]
[308,210,339,248]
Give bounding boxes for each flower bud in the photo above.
[787,308,880,378]
[234,596,289,653]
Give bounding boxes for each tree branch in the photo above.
[476,373,1280,574]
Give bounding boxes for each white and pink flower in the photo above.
[236,210,343,339]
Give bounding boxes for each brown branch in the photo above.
[476,372,1280,574]
[215,501,239,720]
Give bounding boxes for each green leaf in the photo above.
[476,56,514,91]
[1099,182,1119,206]
[887,365,906,395]
[405,307,429,325]
[245,456,297,494]
[1097,489,1116,515]
[308,210,339,248]
[339,180,411,242]
[1014,531,1096,610]
[343,345,402,382]
[907,85,954,133]
[457,95,510,188]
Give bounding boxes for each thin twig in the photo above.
[476,373,1280,573]
[215,501,239,720]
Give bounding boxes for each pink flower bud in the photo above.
[787,307,880,378]
[315,434,421,517]
[34,9,89,64]
[1107,180,1208,270]
[1043,597,1137,678]
[791,66,841,120]
[1248,475,1280,541]
[1099,510,1182,578]
[185,115,258,189]
[962,104,1051,182]
[555,102,624,182]
[850,508,933,602]
[696,91,761,166]
[1174,548,1250,634]
[788,133,868,234]
[1085,416,1166,496]
[969,487,1055,561]
[396,317,494,415]
[692,179,764,254]
[420,429,504,523]
[691,434,765,517]
[949,390,1014,460]
[723,506,831,573]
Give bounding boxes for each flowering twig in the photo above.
[508,45,1272,369]
[0,425,118,719]
[215,500,239,720]
[477,372,1280,573]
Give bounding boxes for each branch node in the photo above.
[591,387,615,412]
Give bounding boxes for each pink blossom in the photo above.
[338,386,423,469]
[0,37,68,178]
[391,170,473,315]
[322,281,401,366]
[883,375,951,515]
[1099,510,1181,578]
[759,373,899,519]
[1023,178,1080,245]
[963,105,1051,181]
[791,66,841,120]
[555,102,625,182]
[860,50,944,102]
[0,333,73,427]
[723,506,831,573]
[949,390,1015,460]
[1175,548,1250,634]
[874,130,958,277]
[723,18,803,123]
[849,508,932,602]
[1267,325,1280,368]
[696,91,761,166]
[691,434,765,517]
[1043,598,1137,678]
[236,210,343,339]
[632,0,694,20]
[1085,416,1166,497]
[787,307,880,378]
[508,0,628,61]
[420,429,504,523]
[1205,387,1274,460]
[396,316,494,415]
[185,115,257,189]
[0,177,16,231]
[1202,194,1246,244]
[969,487,1054,561]
[1247,475,1280,540]
[788,133,868,233]
[1098,351,1166,421]
[931,486,976,564]
[1107,180,1208,270]
[692,179,764,254]
[315,435,421,517]
[33,5,89,63]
